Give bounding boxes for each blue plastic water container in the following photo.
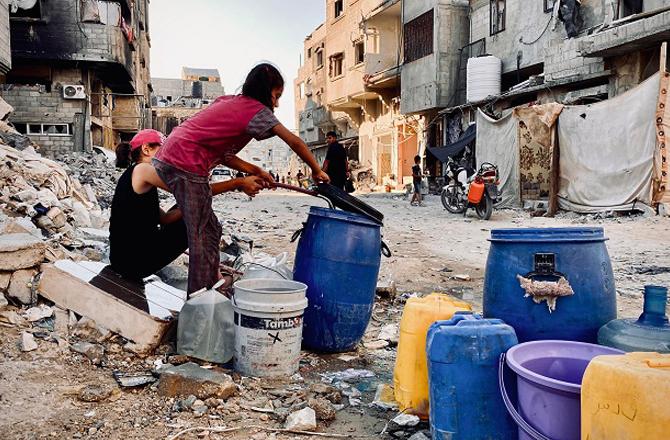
[293,207,382,352]
[427,312,518,440]
[483,228,617,343]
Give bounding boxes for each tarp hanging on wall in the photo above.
[514,104,564,202]
[557,72,660,213]
[427,124,476,163]
[476,109,520,207]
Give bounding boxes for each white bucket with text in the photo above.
[232,278,308,377]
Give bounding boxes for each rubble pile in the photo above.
[0,142,108,235]
[60,149,120,209]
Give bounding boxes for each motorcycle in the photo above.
[441,161,501,220]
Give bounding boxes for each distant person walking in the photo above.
[411,155,424,206]
[322,131,349,191]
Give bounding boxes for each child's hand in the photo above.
[312,169,330,184]
[239,176,265,198]
[256,170,276,188]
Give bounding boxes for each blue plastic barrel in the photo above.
[293,207,382,352]
[483,228,617,343]
[427,312,518,440]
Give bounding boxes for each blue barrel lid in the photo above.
[308,206,381,227]
[489,227,607,243]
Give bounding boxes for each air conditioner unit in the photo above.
[62,84,86,100]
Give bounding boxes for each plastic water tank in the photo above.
[467,56,502,103]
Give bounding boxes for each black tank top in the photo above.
[109,165,160,268]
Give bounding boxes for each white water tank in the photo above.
[466,56,502,103]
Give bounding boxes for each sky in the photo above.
[149,0,325,130]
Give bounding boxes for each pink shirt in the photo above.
[156,95,280,176]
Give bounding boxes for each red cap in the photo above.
[130,129,164,150]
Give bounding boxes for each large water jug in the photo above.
[484,228,617,343]
[393,293,471,418]
[598,285,670,352]
[294,207,383,352]
[177,280,234,364]
[427,312,518,439]
[582,352,670,440]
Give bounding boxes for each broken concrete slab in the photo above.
[52,306,70,335]
[0,294,7,309]
[21,331,38,351]
[7,268,37,305]
[157,362,237,400]
[284,407,317,431]
[0,233,46,271]
[0,310,26,326]
[38,262,182,351]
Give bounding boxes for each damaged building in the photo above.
[0,0,152,157]
[295,0,417,188]
[151,67,225,135]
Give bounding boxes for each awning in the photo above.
[427,124,476,162]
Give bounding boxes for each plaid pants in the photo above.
[154,159,221,294]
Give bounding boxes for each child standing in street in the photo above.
[411,155,423,206]
[153,63,329,294]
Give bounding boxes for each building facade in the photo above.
[0,0,152,157]
[295,0,416,187]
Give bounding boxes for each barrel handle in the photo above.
[381,240,392,258]
[498,353,552,440]
[524,271,567,283]
[290,228,303,243]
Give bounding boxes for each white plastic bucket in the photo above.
[232,278,308,377]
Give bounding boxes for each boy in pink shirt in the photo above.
[154,63,329,293]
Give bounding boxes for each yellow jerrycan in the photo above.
[582,352,670,440]
[393,293,471,418]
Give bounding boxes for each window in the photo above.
[354,40,365,65]
[404,10,434,64]
[334,0,344,18]
[10,0,42,20]
[330,53,344,78]
[315,48,324,69]
[490,0,506,35]
[20,123,72,136]
[299,82,305,99]
[619,0,643,18]
[543,0,556,13]
[307,48,312,59]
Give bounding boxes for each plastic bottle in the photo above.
[177,280,235,364]
[598,285,670,353]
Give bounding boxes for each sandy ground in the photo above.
[1,190,668,440]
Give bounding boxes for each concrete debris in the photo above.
[392,413,421,427]
[0,234,46,271]
[308,397,337,421]
[23,304,53,322]
[451,274,472,282]
[363,340,390,350]
[7,268,37,305]
[20,331,38,351]
[60,151,118,210]
[70,342,106,366]
[0,294,7,309]
[408,433,431,440]
[320,368,375,384]
[284,407,317,431]
[173,395,197,412]
[78,385,113,402]
[0,310,25,326]
[157,362,237,400]
[113,371,157,388]
[377,324,400,345]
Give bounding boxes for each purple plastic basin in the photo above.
[505,340,623,440]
